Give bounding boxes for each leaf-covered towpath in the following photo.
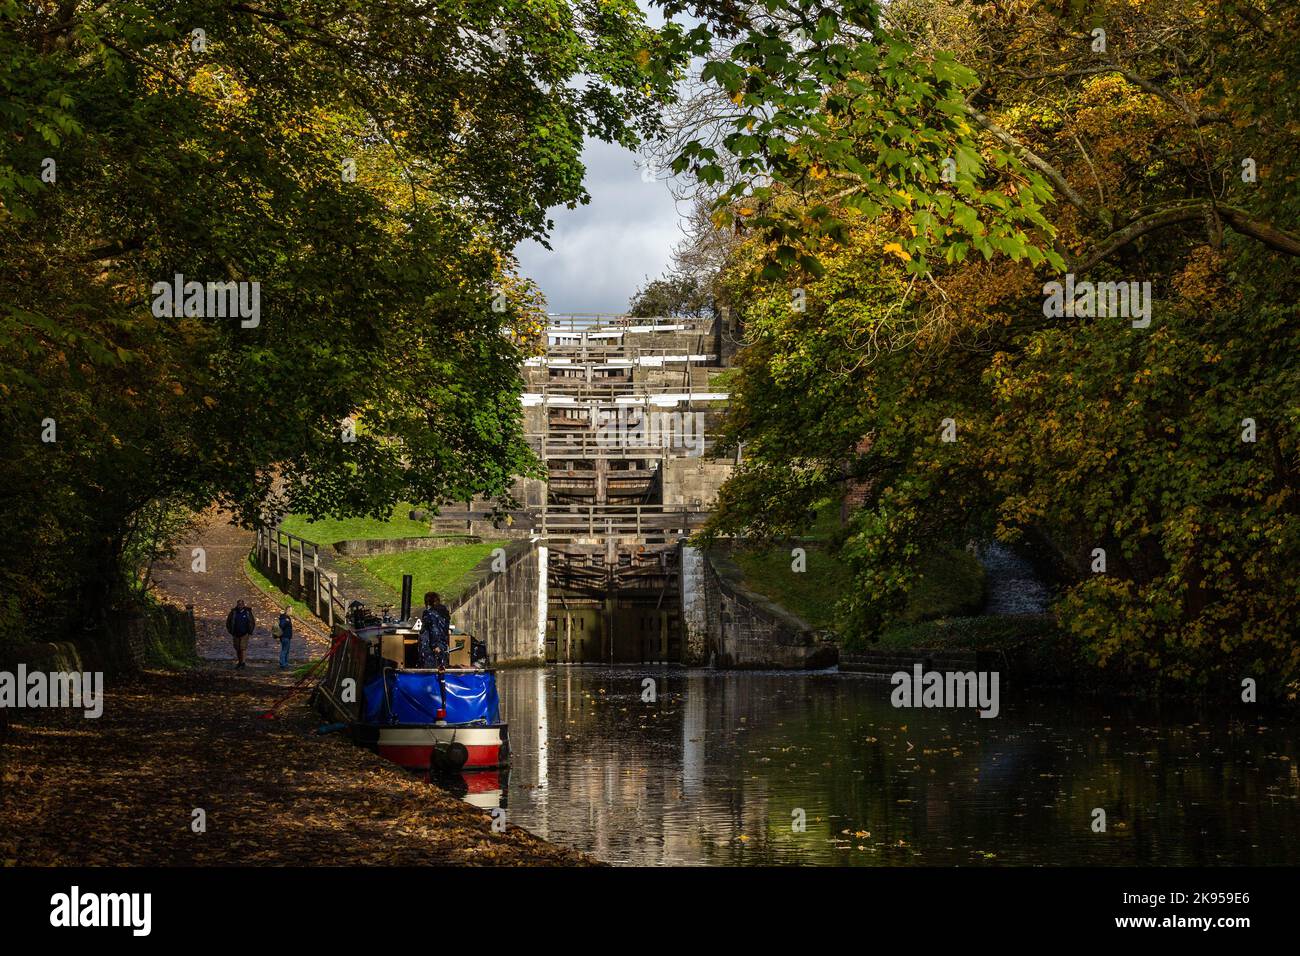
[151,509,332,664]
[0,666,588,866]
[1,511,587,866]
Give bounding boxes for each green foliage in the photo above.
[660,0,1063,276]
[0,1,683,633]
[732,541,983,634]
[135,597,202,671]
[628,272,714,318]
[699,0,1300,693]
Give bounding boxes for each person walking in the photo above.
[273,606,294,670]
[225,599,255,669]
[418,591,450,670]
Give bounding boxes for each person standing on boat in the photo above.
[225,599,255,670]
[418,591,450,669]
[273,606,294,671]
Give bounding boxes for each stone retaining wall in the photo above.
[448,540,547,666]
[680,544,838,669]
[332,535,482,557]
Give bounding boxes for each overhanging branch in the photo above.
[1072,201,1300,271]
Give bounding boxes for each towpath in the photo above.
[0,667,586,865]
[1,511,586,865]
[151,509,331,664]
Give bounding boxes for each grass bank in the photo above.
[244,554,315,617]
[731,544,986,634]
[278,503,433,543]
[354,542,509,606]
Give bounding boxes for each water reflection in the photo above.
[452,667,1300,866]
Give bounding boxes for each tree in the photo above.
[628,272,713,318]
[693,0,1300,692]
[0,0,685,637]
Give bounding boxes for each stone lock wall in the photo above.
[448,540,547,666]
[679,543,838,670]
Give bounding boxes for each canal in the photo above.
[455,666,1300,866]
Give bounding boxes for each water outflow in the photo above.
[978,542,1050,615]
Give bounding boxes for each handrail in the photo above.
[545,314,714,333]
[256,523,348,629]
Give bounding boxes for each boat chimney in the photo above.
[400,574,413,622]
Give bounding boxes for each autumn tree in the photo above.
[690,0,1300,691]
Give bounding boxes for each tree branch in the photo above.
[1072,201,1300,271]
[965,106,1098,220]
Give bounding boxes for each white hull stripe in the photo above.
[376,726,504,747]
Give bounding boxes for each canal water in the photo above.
[462,667,1300,866]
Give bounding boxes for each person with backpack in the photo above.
[272,605,294,670]
[225,599,255,669]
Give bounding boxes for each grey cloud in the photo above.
[515,139,683,315]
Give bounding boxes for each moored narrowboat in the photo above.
[314,602,509,773]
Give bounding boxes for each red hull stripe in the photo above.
[378,743,503,769]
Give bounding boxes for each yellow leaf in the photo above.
[883,242,912,262]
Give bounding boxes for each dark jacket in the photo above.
[418,604,450,668]
[277,613,293,641]
[226,606,255,637]
[420,604,450,647]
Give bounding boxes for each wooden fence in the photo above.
[254,525,349,629]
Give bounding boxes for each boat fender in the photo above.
[431,741,469,772]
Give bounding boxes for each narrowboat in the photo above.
[313,600,509,773]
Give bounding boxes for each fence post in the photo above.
[297,538,305,587]
[313,548,321,617]
[327,576,335,630]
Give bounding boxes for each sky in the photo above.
[513,1,689,316]
[514,138,685,316]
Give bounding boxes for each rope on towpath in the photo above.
[256,631,349,720]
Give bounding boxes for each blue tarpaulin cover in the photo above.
[362,670,501,725]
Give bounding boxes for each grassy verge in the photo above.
[278,503,432,543]
[243,554,314,617]
[356,542,509,606]
[730,546,851,629]
[894,548,986,624]
[731,544,985,633]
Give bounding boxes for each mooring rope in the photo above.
[256,630,349,720]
